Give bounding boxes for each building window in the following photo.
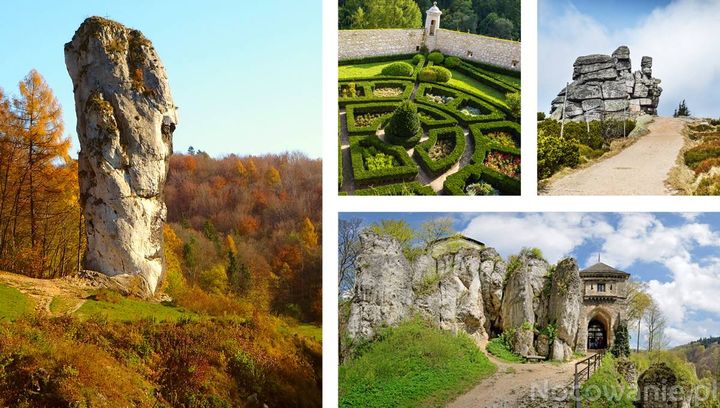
[597,283,606,292]
[466,50,473,57]
[610,284,613,291]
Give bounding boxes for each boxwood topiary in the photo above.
[384,101,423,148]
[381,61,414,77]
[419,66,452,83]
[428,51,444,64]
[444,56,461,68]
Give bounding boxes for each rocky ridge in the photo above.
[549,46,662,121]
[347,232,584,360]
[65,17,178,297]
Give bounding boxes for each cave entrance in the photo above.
[587,319,607,349]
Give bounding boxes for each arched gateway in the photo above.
[577,262,630,353]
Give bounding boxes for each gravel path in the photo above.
[543,116,686,195]
[447,354,578,408]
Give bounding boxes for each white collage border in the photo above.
[321,0,719,405]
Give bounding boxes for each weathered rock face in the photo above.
[347,234,506,342]
[546,258,582,361]
[65,17,177,297]
[550,46,662,121]
[500,251,549,356]
[346,231,414,339]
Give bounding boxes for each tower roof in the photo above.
[580,262,630,279]
[427,2,442,15]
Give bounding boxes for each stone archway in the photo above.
[587,307,613,350]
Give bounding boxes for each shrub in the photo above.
[427,51,444,64]
[419,66,452,83]
[443,164,520,196]
[694,157,720,174]
[538,124,580,179]
[506,91,520,119]
[611,321,631,358]
[695,174,720,195]
[684,142,720,169]
[354,182,436,196]
[537,112,546,121]
[381,61,413,77]
[412,53,424,64]
[444,56,461,68]
[384,101,423,147]
[350,136,418,186]
[93,288,123,303]
[580,354,635,407]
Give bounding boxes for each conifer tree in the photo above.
[611,321,631,358]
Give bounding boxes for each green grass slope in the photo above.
[0,284,32,320]
[76,297,196,322]
[339,318,496,408]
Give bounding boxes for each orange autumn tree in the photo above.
[0,70,80,277]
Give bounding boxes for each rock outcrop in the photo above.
[347,233,504,341]
[346,232,414,339]
[346,234,586,361]
[65,17,178,297]
[500,250,549,356]
[549,46,662,121]
[546,258,583,360]
[637,362,687,407]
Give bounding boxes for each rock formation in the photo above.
[549,46,662,121]
[637,362,687,407]
[347,233,585,360]
[65,17,177,297]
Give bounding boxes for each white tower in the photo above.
[425,2,442,37]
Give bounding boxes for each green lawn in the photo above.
[339,318,496,408]
[448,69,508,106]
[76,297,196,322]
[49,296,81,315]
[0,284,32,320]
[493,72,521,89]
[339,60,414,79]
[290,324,323,341]
[486,337,524,363]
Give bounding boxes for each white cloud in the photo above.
[539,0,720,117]
[462,212,720,332]
[461,213,612,262]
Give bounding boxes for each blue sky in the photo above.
[340,212,720,347]
[539,0,720,118]
[0,1,321,158]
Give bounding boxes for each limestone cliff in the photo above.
[347,233,585,361]
[65,17,177,297]
[549,46,662,121]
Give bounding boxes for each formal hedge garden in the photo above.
[339,51,521,195]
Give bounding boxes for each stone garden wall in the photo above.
[339,28,521,71]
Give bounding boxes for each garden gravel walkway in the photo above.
[543,117,686,195]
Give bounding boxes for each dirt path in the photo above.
[448,355,578,408]
[544,116,686,195]
[0,271,89,315]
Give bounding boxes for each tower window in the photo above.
[597,283,606,292]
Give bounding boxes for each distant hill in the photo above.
[674,336,720,380]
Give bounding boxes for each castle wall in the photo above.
[577,298,629,353]
[338,28,521,71]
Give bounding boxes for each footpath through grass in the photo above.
[486,337,524,363]
[339,318,496,408]
[0,284,32,320]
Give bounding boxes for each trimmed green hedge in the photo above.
[469,121,521,151]
[428,51,444,64]
[464,59,521,88]
[414,127,466,177]
[443,163,520,196]
[345,102,400,135]
[350,135,418,186]
[413,54,426,76]
[416,83,505,124]
[354,182,435,196]
[339,80,414,107]
[415,102,457,129]
[382,62,414,77]
[455,62,518,95]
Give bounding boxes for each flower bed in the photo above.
[484,151,520,179]
[414,127,466,177]
[354,182,435,196]
[443,164,520,196]
[345,103,399,135]
[349,135,418,186]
